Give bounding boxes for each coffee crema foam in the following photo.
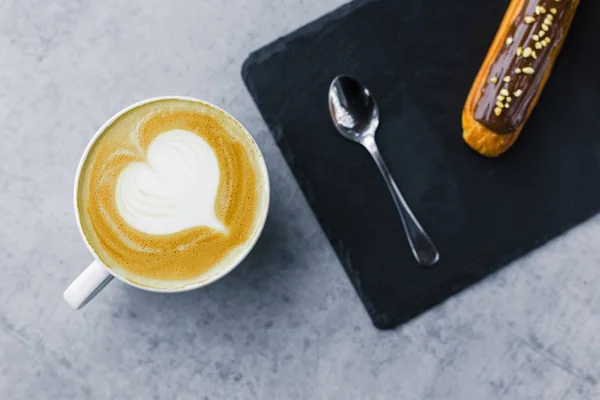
[78,99,266,288]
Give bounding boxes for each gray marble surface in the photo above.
[1,0,599,399]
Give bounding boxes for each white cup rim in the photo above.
[73,96,270,293]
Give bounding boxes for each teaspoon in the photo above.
[328,75,440,266]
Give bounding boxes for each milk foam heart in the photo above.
[116,129,225,235]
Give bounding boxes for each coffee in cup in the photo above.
[76,98,268,289]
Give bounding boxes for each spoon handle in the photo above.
[361,136,440,266]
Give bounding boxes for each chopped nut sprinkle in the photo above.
[483,1,565,121]
[522,67,535,74]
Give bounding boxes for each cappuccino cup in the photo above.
[64,96,270,308]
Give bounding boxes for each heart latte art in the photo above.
[116,130,226,235]
[77,99,266,288]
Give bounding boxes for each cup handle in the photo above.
[63,260,113,309]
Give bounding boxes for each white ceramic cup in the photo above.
[64,96,270,309]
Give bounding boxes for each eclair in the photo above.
[462,0,580,157]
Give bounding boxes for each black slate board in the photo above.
[242,0,600,329]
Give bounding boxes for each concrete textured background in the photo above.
[0,0,599,399]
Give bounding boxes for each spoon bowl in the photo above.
[329,75,379,143]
